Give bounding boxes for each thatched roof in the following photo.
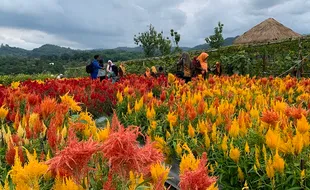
[234,18,302,45]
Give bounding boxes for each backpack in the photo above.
[86,61,93,73]
[111,65,118,76]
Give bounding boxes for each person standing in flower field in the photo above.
[196,52,209,79]
[107,60,119,83]
[90,55,103,80]
[98,59,107,81]
[177,52,194,83]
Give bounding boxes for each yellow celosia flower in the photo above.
[205,132,211,149]
[53,177,83,190]
[146,105,156,121]
[167,111,177,128]
[238,166,244,182]
[265,129,280,150]
[17,125,25,138]
[273,101,287,114]
[96,126,110,142]
[11,81,20,89]
[10,148,49,189]
[182,143,192,154]
[188,123,195,138]
[150,163,170,185]
[180,153,199,174]
[297,115,309,134]
[229,118,239,138]
[207,182,219,190]
[273,150,285,173]
[134,98,143,112]
[129,171,144,190]
[0,105,9,122]
[301,170,305,181]
[221,135,228,153]
[79,111,96,127]
[176,142,182,157]
[60,93,81,112]
[211,123,217,142]
[229,145,241,163]
[150,121,157,130]
[154,136,167,153]
[293,132,304,155]
[245,141,250,154]
[168,73,176,84]
[116,91,123,103]
[127,103,132,114]
[266,156,275,179]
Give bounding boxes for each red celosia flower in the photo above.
[261,109,279,126]
[285,106,308,120]
[102,114,163,178]
[160,91,166,102]
[46,136,102,182]
[47,122,59,151]
[179,152,217,190]
[103,171,116,190]
[5,144,25,166]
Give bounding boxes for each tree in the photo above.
[205,22,224,49]
[170,29,181,53]
[134,24,159,57]
[157,32,171,56]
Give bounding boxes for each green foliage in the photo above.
[134,24,160,57]
[170,29,181,53]
[0,74,53,85]
[206,22,225,49]
[157,32,172,56]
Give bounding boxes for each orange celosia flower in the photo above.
[40,97,57,120]
[261,109,279,126]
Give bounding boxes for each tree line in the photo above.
[134,22,225,57]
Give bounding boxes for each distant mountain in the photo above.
[30,44,77,56]
[0,37,237,57]
[191,36,238,50]
[0,44,29,56]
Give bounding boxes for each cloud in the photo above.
[0,0,309,49]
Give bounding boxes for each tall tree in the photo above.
[205,22,224,49]
[157,32,171,56]
[134,24,159,57]
[170,29,181,53]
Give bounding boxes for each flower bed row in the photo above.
[1,73,310,189]
[115,74,310,189]
[0,75,218,190]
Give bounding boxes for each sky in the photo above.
[0,0,309,50]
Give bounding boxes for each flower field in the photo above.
[0,74,310,189]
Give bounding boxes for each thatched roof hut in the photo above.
[234,18,302,45]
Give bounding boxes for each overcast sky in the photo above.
[0,0,309,50]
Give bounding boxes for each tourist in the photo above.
[177,52,193,83]
[98,59,106,81]
[196,52,209,79]
[90,55,103,80]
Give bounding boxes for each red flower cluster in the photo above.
[102,114,164,178]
